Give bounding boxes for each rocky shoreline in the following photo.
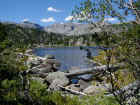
[18,49,112,96]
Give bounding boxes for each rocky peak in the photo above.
[19,21,44,30]
[44,22,102,36]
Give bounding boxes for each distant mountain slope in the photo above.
[2,21,132,36]
[44,23,102,36]
[2,21,44,30]
[18,21,44,30]
[44,22,131,36]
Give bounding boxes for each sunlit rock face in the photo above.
[44,22,101,36]
[2,21,44,30]
[18,21,44,30]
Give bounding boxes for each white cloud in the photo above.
[104,18,116,22]
[22,19,29,22]
[47,6,61,12]
[65,16,73,21]
[60,22,64,24]
[40,17,56,23]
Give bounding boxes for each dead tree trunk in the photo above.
[58,85,87,96]
[66,63,124,77]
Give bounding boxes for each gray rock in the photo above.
[30,67,40,74]
[30,60,40,67]
[25,49,32,54]
[45,59,60,65]
[38,64,53,73]
[83,85,106,95]
[49,79,68,91]
[45,71,69,85]
[78,79,90,90]
[30,64,53,74]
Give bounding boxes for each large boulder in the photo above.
[45,59,61,71]
[78,79,90,90]
[27,56,43,68]
[49,79,68,91]
[45,59,60,65]
[38,64,53,73]
[83,85,106,95]
[29,64,53,74]
[45,71,69,86]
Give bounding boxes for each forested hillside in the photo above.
[0,22,67,47]
[0,22,98,47]
[1,22,134,48]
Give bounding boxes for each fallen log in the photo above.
[66,63,124,77]
[58,85,87,96]
[26,63,124,79]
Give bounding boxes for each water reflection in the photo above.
[33,47,99,71]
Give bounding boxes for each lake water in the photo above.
[33,46,99,71]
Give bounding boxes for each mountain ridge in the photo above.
[44,22,102,36]
[1,21,132,36]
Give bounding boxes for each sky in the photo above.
[0,0,135,26]
[0,0,81,26]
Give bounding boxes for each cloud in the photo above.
[40,17,56,23]
[22,19,29,22]
[47,6,61,12]
[104,18,116,22]
[65,16,73,21]
[60,22,64,24]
